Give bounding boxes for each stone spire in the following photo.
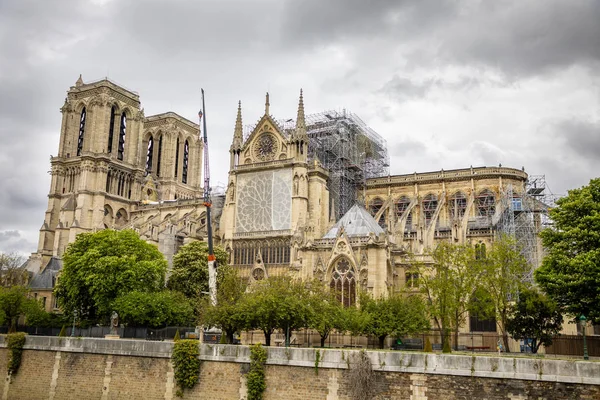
[295,89,307,140]
[265,92,270,115]
[231,101,243,151]
[75,74,84,87]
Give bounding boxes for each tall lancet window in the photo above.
[107,106,116,153]
[329,258,356,307]
[145,137,154,173]
[182,139,189,184]
[77,107,86,156]
[156,135,163,177]
[117,112,126,161]
[174,137,180,178]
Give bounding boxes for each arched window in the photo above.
[476,189,495,217]
[422,194,438,226]
[174,137,180,178]
[182,139,189,184]
[329,258,356,307]
[475,243,486,260]
[156,135,163,177]
[145,136,154,173]
[77,107,86,156]
[449,191,467,220]
[469,288,496,332]
[395,196,411,219]
[369,198,384,216]
[117,112,126,161]
[107,106,116,153]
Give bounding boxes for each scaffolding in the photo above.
[303,110,389,220]
[494,175,555,282]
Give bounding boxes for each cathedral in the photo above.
[27,76,535,319]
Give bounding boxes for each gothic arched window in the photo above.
[476,189,495,217]
[329,258,356,307]
[422,193,438,226]
[449,191,467,220]
[117,112,126,161]
[182,139,189,184]
[156,135,163,177]
[145,136,154,173]
[107,106,116,153]
[369,198,384,216]
[77,107,86,156]
[174,137,180,178]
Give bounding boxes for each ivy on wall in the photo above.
[247,344,267,400]
[7,332,26,377]
[172,339,200,397]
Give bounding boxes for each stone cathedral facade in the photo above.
[28,77,530,320]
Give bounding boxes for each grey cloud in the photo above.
[551,119,600,161]
[392,139,427,157]
[380,76,437,103]
[0,231,20,242]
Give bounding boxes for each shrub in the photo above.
[174,330,180,342]
[424,337,432,353]
[58,325,67,337]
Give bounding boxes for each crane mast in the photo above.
[199,89,217,306]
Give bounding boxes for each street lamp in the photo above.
[579,315,589,360]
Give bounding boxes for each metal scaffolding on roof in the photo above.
[494,175,556,282]
[304,109,389,220]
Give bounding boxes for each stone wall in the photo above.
[0,337,598,399]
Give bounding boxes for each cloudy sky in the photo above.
[0,0,598,255]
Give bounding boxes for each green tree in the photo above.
[243,276,311,346]
[55,229,167,322]
[167,242,229,300]
[535,178,600,324]
[361,292,430,349]
[415,242,481,351]
[0,286,47,332]
[112,291,195,328]
[506,288,563,354]
[306,280,345,347]
[203,266,248,344]
[483,234,532,352]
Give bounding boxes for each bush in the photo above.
[424,337,432,353]
[174,330,181,342]
[247,344,267,400]
[172,340,200,397]
[58,325,67,337]
[7,332,26,376]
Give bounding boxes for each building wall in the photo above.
[1,338,598,400]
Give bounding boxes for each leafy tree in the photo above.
[360,292,429,349]
[0,286,46,332]
[535,178,600,324]
[306,280,345,347]
[482,234,532,352]
[415,242,481,351]
[506,288,563,354]
[167,242,229,301]
[55,229,167,322]
[112,291,195,328]
[202,265,248,344]
[0,252,28,287]
[243,276,311,346]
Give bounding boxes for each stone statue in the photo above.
[110,311,119,335]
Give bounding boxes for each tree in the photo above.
[506,288,563,354]
[55,229,167,322]
[0,252,28,287]
[360,292,430,349]
[202,266,248,344]
[243,276,311,346]
[0,286,47,332]
[112,291,195,328]
[535,178,600,324]
[167,242,230,300]
[415,242,481,351]
[306,280,345,347]
[482,234,532,352]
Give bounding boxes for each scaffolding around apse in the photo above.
[494,174,556,282]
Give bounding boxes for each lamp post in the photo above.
[579,315,589,360]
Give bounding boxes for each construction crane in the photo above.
[199,89,217,306]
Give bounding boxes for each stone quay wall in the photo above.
[0,336,597,399]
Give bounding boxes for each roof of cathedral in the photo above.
[323,204,384,239]
[29,257,62,290]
